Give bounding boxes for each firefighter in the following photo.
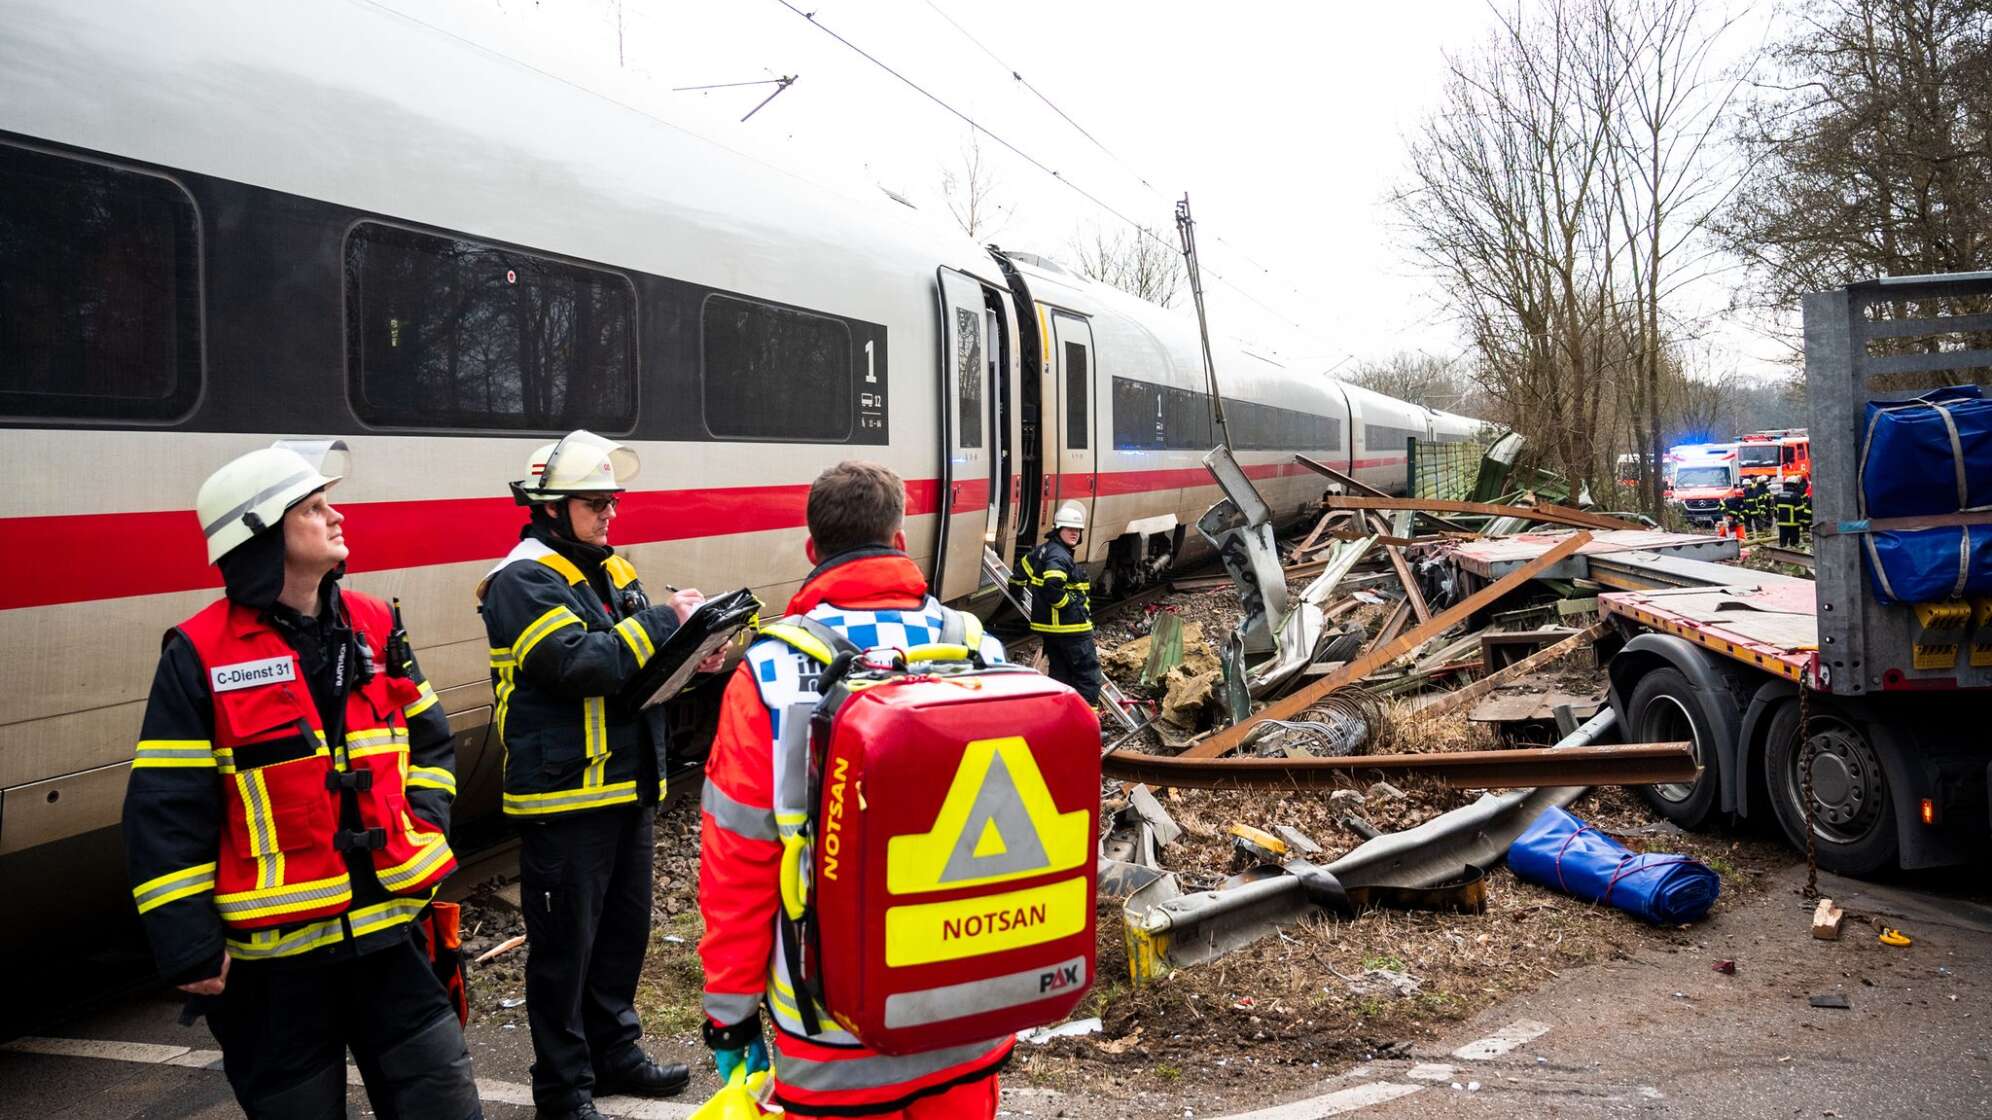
[122,443,481,1120]
[698,461,1012,1118]
[1746,477,1771,534]
[1800,479,1814,545]
[1011,501,1103,705]
[478,430,710,1119]
[1776,480,1803,547]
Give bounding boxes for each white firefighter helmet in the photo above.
[1053,501,1087,532]
[509,430,639,506]
[196,440,348,564]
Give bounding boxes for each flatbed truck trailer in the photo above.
[1597,272,1992,875]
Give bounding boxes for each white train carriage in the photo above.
[0,0,1474,960]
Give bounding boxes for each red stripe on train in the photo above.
[0,457,1399,611]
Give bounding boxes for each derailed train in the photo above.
[0,0,1481,957]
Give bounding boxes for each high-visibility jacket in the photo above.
[478,534,682,817]
[1011,536,1091,635]
[124,589,458,977]
[699,548,1014,1116]
[1776,494,1802,527]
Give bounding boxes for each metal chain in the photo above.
[1799,681,1819,901]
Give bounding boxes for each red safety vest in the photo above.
[177,593,457,931]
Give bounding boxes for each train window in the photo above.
[955,305,982,449]
[0,144,201,421]
[703,295,853,442]
[346,224,635,432]
[1064,341,1088,449]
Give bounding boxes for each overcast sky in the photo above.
[387,0,1785,380]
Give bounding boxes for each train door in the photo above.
[1047,309,1098,559]
[986,285,1025,565]
[934,268,993,601]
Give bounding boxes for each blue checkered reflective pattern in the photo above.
[745,597,1005,737]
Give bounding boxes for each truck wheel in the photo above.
[1626,667,1722,828]
[1763,703,1897,877]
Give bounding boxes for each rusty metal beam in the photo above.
[1294,455,1477,532]
[1321,495,1642,532]
[1370,514,1432,624]
[1100,741,1696,790]
[1141,531,1593,765]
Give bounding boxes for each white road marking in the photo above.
[1217,1081,1425,1119]
[7,1036,698,1118]
[1451,1019,1552,1061]
[165,1048,225,1069]
[1405,1063,1456,1082]
[2,1037,191,1064]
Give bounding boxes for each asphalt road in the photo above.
[4,866,1986,1119]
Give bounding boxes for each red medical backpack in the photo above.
[776,633,1101,1055]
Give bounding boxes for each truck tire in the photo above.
[1626,667,1722,828]
[1763,703,1898,876]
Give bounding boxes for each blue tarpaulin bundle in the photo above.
[1859,386,1992,518]
[1506,807,1720,925]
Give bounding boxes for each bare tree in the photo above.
[1391,0,1744,508]
[939,131,1009,241]
[1346,351,1484,413]
[1066,223,1184,307]
[1724,0,1992,318]
[1605,0,1747,512]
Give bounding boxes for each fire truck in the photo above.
[1600,272,1992,876]
[1738,430,1812,488]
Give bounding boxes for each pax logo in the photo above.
[1038,962,1082,994]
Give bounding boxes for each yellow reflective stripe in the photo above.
[494,664,516,745]
[345,727,410,760]
[614,616,656,666]
[760,624,833,663]
[403,680,439,718]
[225,895,429,960]
[1030,621,1094,634]
[533,551,587,586]
[374,833,454,893]
[514,604,584,664]
[406,766,456,795]
[213,872,352,921]
[904,644,974,663]
[583,697,608,788]
[132,740,216,769]
[603,555,639,589]
[962,612,985,649]
[503,781,640,816]
[132,862,217,913]
[234,770,278,862]
[488,648,517,669]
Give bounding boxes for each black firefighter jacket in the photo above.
[478,527,683,818]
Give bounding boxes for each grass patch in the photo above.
[1153,1063,1182,1081]
[1359,954,1408,973]
[633,912,709,1035]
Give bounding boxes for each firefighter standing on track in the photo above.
[477,430,715,1120]
[1747,477,1772,535]
[1012,501,1103,705]
[122,443,481,1120]
[697,461,1013,1118]
[1776,479,1804,548]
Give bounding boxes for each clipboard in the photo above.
[617,588,763,710]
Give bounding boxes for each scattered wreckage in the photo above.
[1090,437,1735,983]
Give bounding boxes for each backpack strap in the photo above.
[758,614,859,664]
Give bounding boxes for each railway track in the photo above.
[1757,544,1815,570]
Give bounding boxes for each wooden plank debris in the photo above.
[1168,531,1593,762]
[1414,622,1610,721]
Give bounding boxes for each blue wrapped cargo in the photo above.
[1859,386,1992,518]
[1507,807,1720,925]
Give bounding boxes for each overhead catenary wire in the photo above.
[768,0,1326,341]
[914,0,1328,318]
